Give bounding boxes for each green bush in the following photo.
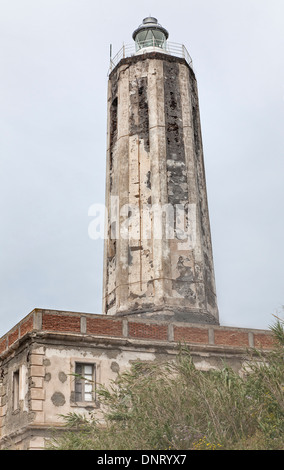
[48,320,284,450]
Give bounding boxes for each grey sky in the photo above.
[0,0,283,336]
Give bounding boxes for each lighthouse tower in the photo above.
[103,17,219,325]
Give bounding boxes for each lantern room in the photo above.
[132,17,169,54]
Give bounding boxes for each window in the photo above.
[13,369,20,411]
[135,29,167,51]
[74,363,95,402]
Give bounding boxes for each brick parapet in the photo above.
[0,309,275,359]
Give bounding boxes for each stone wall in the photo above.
[103,53,219,324]
[0,309,275,449]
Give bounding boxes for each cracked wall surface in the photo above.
[103,53,219,324]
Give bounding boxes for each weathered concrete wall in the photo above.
[0,309,275,449]
[0,347,30,446]
[103,53,219,324]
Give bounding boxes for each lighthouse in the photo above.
[103,17,219,325]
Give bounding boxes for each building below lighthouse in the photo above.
[0,18,274,450]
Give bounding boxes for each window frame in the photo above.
[12,369,20,412]
[73,361,96,404]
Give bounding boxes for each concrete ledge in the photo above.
[108,51,195,80]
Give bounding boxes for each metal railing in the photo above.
[109,40,193,74]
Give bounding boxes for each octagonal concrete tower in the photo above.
[103,17,219,324]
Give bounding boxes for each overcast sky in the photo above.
[0,0,283,337]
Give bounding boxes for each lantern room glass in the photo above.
[135,28,167,52]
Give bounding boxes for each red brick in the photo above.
[42,314,81,333]
[214,329,249,347]
[128,322,167,341]
[254,333,275,349]
[87,317,122,337]
[20,315,34,337]
[8,328,19,346]
[174,326,209,344]
[0,337,7,354]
